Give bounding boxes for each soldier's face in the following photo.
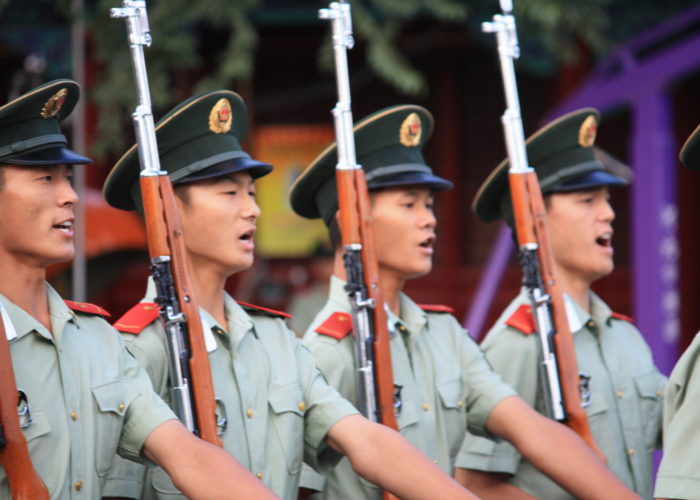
[546,186,615,285]
[370,186,437,281]
[0,164,77,267]
[176,171,260,277]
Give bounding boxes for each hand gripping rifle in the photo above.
[483,0,605,460]
[0,316,49,499]
[320,3,400,498]
[111,0,222,446]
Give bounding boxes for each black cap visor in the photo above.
[551,170,628,193]
[3,146,92,166]
[368,170,453,192]
[176,157,273,184]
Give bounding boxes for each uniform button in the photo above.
[627,448,635,456]
[656,390,663,397]
[70,411,78,421]
[432,459,438,464]
[298,402,306,412]
[615,391,624,399]
[422,403,429,412]
[256,472,263,480]
[246,409,254,418]
[74,480,83,491]
[586,320,596,328]
[118,403,125,412]
[457,401,463,408]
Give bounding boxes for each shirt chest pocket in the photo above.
[634,372,664,451]
[269,384,305,475]
[92,378,130,477]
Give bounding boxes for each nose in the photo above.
[60,176,78,207]
[420,204,437,230]
[600,197,615,223]
[244,192,261,220]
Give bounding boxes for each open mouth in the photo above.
[595,233,612,248]
[239,228,255,242]
[419,235,435,249]
[53,220,74,233]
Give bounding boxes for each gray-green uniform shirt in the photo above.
[0,283,175,499]
[654,331,700,499]
[300,276,516,500]
[104,280,358,500]
[457,289,666,500]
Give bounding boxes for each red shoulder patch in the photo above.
[315,312,353,340]
[611,311,634,323]
[113,302,159,334]
[418,304,455,314]
[64,300,111,318]
[236,301,292,319]
[505,304,536,335]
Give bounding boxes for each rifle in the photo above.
[482,0,605,459]
[111,0,222,446]
[0,314,49,499]
[320,3,399,499]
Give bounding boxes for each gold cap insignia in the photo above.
[400,112,422,147]
[209,98,233,134]
[40,88,68,119]
[578,115,597,148]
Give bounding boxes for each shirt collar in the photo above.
[1,283,73,343]
[561,290,613,333]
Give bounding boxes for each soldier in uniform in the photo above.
[289,104,639,500]
[654,123,700,500]
[456,108,666,499]
[0,80,277,499]
[102,90,472,500]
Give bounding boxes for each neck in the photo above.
[555,266,592,313]
[333,251,404,316]
[186,257,228,327]
[0,253,51,331]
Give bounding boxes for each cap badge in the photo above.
[209,98,232,134]
[40,88,68,119]
[578,115,597,148]
[400,112,422,147]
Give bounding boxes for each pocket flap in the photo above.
[437,379,462,409]
[268,384,304,416]
[92,378,127,416]
[634,371,664,399]
[22,409,51,443]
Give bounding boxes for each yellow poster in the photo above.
[253,125,334,258]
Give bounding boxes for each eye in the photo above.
[248,190,256,198]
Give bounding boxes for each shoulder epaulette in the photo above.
[237,301,292,319]
[113,302,159,334]
[418,304,455,314]
[505,304,536,335]
[64,300,111,318]
[315,312,353,340]
[611,311,634,323]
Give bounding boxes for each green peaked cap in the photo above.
[0,79,92,165]
[104,90,272,211]
[679,122,700,170]
[289,104,452,226]
[473,108,627,223]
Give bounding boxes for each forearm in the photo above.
[517,421,638,500]
[453,469,537,500]
[144,421,279,499]
[328,416,476,500]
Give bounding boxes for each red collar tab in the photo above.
[316,312,353,340]
[113,302,159,334]
[611,311,634,323]
[237,301,292,319]
[418,304,454,314]
[505,304,536,335]
[64,300,111,318]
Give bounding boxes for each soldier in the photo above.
[654,123,700,499]
[102,90,472,500]
[289,104,639,500]
[0,80,277,499]
[456,108,666,499]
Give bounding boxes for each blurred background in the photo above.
[2,0,699,374]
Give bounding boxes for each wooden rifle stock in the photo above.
[510,172,605,460]
[0,319,49,499]
[141,175,222,447]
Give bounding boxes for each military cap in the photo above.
[104,90,272,211]
[679,122,700,170]
[289,104,452,225]
[0,79,92,165]
[473,108,627,223]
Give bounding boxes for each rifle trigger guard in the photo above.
[17,389,33,429]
